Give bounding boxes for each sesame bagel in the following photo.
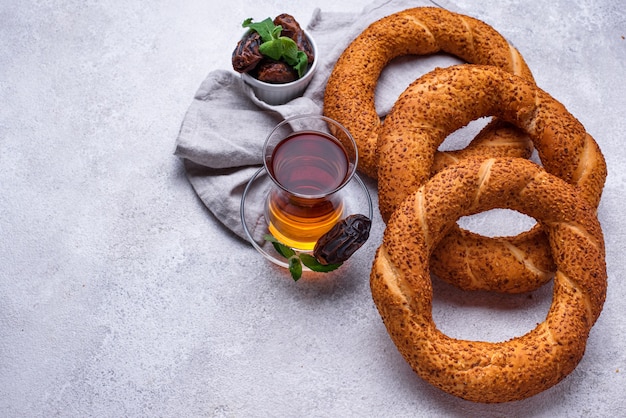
[324,7,535,179]
[377,64,607,293]
[371,157,607,403]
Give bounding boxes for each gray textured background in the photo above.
[1,0,624,416]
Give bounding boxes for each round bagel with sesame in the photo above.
[371,157,607,403]
[377,64,607,293]
[324,6,535,179]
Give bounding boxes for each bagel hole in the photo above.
[529,147,543,165]
[457,209,536,237]
[439,117,492,151]
[431,277,553,342]
[375,53,463,117]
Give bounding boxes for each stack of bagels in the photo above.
[323,7,607,403]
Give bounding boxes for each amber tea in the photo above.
[266,130,351,250]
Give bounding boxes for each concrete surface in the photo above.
[1,0,625,416]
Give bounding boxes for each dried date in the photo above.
[232,31,263,73]
[314,214,371,265]
[255,59,298,83]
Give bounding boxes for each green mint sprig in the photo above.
[264,235,342,281]
[242,18,309,78]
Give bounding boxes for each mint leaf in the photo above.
[289,256,303,281]
[242,18,277,42]
[300,253,342,272]
[278,37,299,62]
[258,39,285,61]
[293,51,308,78]
[263,235,341,281]
[274,38,308,78]
[264,234,295,259]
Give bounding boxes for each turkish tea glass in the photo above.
[263,115,358,251]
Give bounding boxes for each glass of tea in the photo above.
[262,115,358,251]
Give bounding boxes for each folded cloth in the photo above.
[174,0,459,243]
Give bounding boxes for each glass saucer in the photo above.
[240,166,374,269]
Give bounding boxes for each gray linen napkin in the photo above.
[174,0,458,242]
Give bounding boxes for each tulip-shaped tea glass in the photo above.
[262,115,358,251]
